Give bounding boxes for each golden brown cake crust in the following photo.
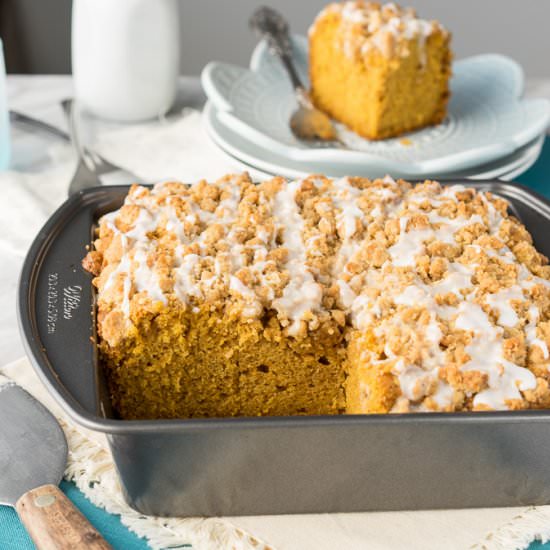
[84,174,550,418]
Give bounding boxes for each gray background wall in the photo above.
[2,0,549,77]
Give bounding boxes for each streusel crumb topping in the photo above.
[86,173,550,412]
[310,1,448,61]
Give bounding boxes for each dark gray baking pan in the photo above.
[17,180,550,517]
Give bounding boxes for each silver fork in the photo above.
[61,99,142,195]
[61,99,103,195]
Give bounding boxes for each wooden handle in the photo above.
[16,484,112,550]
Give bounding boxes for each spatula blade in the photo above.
[0,383,67,507]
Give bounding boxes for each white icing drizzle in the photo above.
[104,178,247,316]
[229,275,263,317]
[455,301,494,334]
[334,176,399,307]
[430,381,455,409]
[133,248,166,304]
[174,253,202,301]
[103,237,167,321]
[485,286,523,328]
[341,1,369,24]
[398,364,435,401]
[388,216,433,267]
[332,177,363,240]
[271,180,323,335]
[316,1,445,61]
[391,262,474,323]
[388,208,485,267]
[455,302,536,410]
[125,208,157,240]
[164,198,187,241]
[525,305,549,359]
[331,177,364,276]
[338,280,357,309]
[351,293,378,330]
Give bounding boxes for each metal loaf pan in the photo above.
[17,181,550,517]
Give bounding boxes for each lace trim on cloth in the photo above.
[63,423,269,550]
[472,508,550,550]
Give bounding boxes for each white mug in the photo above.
[0,38,9,170]
[72,0,180,122]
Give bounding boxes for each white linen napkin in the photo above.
[2,108,550,550]
[92,109,238,182]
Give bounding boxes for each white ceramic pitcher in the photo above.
[72,0,180,122]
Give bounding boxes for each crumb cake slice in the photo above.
[84,174,550,419]
[309,1,452,140]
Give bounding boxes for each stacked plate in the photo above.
[202,36,549,181]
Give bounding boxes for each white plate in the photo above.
[203,101,544,182]
[202,36,550,178]
[213,132,541,183]
[465,136,543,180]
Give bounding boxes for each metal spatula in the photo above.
[0,382,111,549]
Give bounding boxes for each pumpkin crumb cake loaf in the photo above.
[83,174,550,419]
[309,1,452,140]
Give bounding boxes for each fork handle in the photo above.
[62,99,87,163]
[249,7,306,96]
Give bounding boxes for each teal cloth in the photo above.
[515,137,550,195]
[2,139,550,550]
[0,481,149,549]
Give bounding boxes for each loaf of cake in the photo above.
[309,2,452,140]
[84,174,550,419]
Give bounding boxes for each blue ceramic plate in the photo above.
[201,35,549,177]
